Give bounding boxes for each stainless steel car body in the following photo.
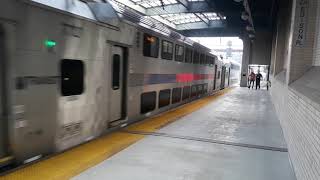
[0,0,231,163]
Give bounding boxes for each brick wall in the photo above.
[271,71,320,180]
[286,89,320,180]
[270,0,320,179]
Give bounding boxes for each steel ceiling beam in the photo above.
[113,0,147,13]
[112,0,247,32]
[176,20,225,30]
[194,13,209,26]
[203,0,217,10]
[145,0,211,27]
[145,1,210,15]
[243,0,255,32]
[133,0,187,6]
[179,27,244,37]
[176,0,188,7]
[135,0,165,5]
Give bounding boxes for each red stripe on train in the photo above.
[176,73,214,82]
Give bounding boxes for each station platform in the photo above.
[1,87,296,180]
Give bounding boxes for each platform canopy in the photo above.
[92,0,276,38]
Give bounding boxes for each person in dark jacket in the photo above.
[255,71,263,90]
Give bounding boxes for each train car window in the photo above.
[191,85,197,97]
[161,40,173,60]
[182,86,191,100]
[112,54,120,90]
[172,88,182,104]
[205,55,209,66]
[208,56,213,66]
[141,91,156,114]
[200,53,206,65]
[210,56,215,66]
[175,45,184,62]
[193,51,200,64]
[159,89,171,108]
[206,56,209,65]
[185,48,193,63]
[204,84,208,94]
[143,33,159,58]
[197,84,203,95]
[61,59,84,96]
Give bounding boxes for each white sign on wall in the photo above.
[295,0,309,47]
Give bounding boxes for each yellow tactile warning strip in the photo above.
[0,88,231,180]
[0,132,144,180]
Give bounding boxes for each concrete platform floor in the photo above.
[73,87,296,180]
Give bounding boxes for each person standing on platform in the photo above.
[248,71,255,89]
[255,71,263,90]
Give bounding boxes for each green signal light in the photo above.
[45,40,57,48]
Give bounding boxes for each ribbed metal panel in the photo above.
[30,0,97,20]
[109,0,199,46]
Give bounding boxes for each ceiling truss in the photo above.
[110,0,255,37]
[113,0,228,30]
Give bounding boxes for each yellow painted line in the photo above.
[0,88,232,180]
[0,132,144,180]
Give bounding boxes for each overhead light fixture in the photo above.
[249,34,255,38]
[246,25,254,31]
[241,12,249,21]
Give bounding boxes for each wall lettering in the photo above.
[295,0,309,47]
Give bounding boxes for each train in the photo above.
[0,0,237,167]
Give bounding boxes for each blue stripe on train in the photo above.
[143,74,177,85]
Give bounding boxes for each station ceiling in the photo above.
[105,0,277,38]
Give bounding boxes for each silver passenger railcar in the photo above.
[0,0,231,166]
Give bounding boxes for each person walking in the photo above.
[255,71,263,90]
[248,71,255,89]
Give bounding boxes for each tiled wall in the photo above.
[271,74,320,180]
[270,0,320,179]
[286,88,320,180]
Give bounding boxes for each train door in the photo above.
[110,46,125,122]
[228,67,231,86]
[12,29,57,162]
[213,65,217,90]
[0,24,7,159]
[220,66,226,89]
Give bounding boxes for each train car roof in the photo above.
[108,1,210,51]
[28,0,211,52]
